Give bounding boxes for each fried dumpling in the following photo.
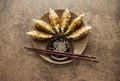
[64,14,84,35]
[26,30,53,40]
[67,26,92,40]
[49,8,60,33]
[60,8,71,34]
[33,19,55,34]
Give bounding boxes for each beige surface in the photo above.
[0,0,120,81]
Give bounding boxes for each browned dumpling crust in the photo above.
[49,8,60,33]
[60,8,71,34]
[67,26,92,40]
[33,19,55,34]
[26,30,53,40]
[64,14,84,35]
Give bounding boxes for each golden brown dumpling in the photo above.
[60,8,71,34]
[64,14,84,35]
[49,8,60,33]
[33,19,55,34]
[26,30,53,40]
[67,26,92,40]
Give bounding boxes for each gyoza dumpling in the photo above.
[67,26,92,40]
[61,8,71,34]
[26,30,53,40]
[64,14,84,35]
[49,8,60,33]
[33,19,55,34]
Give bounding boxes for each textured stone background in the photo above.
[0,0,120,81]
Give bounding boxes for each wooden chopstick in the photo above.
[24,47,98,63]
[24,47,96,59]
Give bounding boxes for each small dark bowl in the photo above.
[47,35,73,61]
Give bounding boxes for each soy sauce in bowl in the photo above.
[47,35,73,61]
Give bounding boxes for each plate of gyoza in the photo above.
[26,8,92,64]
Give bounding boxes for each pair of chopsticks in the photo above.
[24,47,98,63]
